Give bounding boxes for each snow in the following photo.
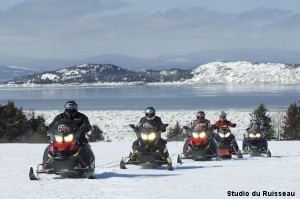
[188,61,300,84]
[0,109,298,199]
[32,110,281,141]
[0,140,299,199]
[4,61,300,87]
[40,73,60,81]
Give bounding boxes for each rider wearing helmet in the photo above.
[182,111,215,157]
[214,111,236,130]
[214,111,240,150]
[48,100,91,144]
[247,113,265,132]
[139,107,166,131]
[191,111,211,130]
[131,107,169,160]
[244,113,268,150]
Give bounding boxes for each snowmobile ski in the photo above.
[177,154,182,164]
[120,157,127,169]
[29,167,39,180]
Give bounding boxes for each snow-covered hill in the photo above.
[188,61,300,84]
[3,61,300,86]
[5,64,191,85]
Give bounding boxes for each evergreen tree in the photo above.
[0,101,47,143]
[282,102,300,140]
[0,101,27,142]
[24,112,48,143]
[88,124,104,142]
[167,121,184,141]
[253,103,275,140]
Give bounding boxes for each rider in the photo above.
[214,111,240,151]
[130,107,169,160]
[244,113,268,150]
[48,100,91,144]
[246,113,266,133]
[183,111,215,156]
[191,111,211,131]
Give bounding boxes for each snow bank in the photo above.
[32,109,282,141]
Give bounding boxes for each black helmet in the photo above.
[196,111,205,120]
[64,100,78,117]
[145,107,156,120]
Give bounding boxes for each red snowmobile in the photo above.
[177,125,221,163]
[29,119,95,180]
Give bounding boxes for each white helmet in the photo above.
[219,111,227,120]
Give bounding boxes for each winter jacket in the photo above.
[138,116,166,132]
[214,120,236,130]
[191,119,211,130]
[49,111,91,143]
[247,121,265,132]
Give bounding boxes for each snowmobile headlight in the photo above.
[64,134,74,142]
[249,133,255,138]
[192,132,199,138]
[225,132,231,137]
[141,133,148,140]
[148,132,156,141]
[256,133,261,138]
[199,132,206,138]
[218,132,225,138]
[55,135,63,143]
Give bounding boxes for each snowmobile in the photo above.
[29,119,96,180]
[120,122,173,170]
[214,127,243,159]
[177,125,221,164]
[242,129,271,157]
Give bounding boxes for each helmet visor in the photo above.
[146,113,155,118]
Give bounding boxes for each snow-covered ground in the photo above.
[0,141,299,199]
[1,109,298,199]
[33,109,281,141]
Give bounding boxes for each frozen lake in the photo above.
[0,84,299,110]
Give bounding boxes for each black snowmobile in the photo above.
[214,127,243,159]
[120,122,173,170]
[29,119,96,180]
[242,129,271,157]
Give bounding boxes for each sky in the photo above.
[0,0,300,61]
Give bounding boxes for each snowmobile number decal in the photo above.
[58,124,70,132]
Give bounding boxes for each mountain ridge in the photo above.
[3,61,300,86]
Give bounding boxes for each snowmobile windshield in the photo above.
[193,125,208,132]
[48,119,80,142]
[136,121,161,140]
[137,121,159,134]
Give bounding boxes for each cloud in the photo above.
[0,1,299,58]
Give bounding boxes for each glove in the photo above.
[231,123,236,127]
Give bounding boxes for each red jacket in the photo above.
[215,120,236,130]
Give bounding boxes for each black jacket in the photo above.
[139,116,166,132]
[49,111,91,142]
